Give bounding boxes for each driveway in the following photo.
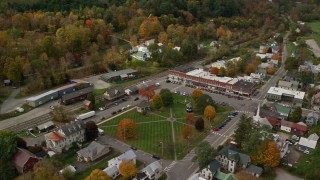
[0,89,26,113]
[306,39,320,58]
[275,168,302,180]
[82,75,110,89]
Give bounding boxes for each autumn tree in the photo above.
[158,32,168,44]
[196,94,215,113]
[245,63,256,75]
[0,130,18,180]
[266,67,277,75]
[85,169,110,180]
[85,121,99,141]
[182,125,192,139]
[186,112,195,125]
[210,67,219,75]
[32,159,64,180]
[139,85,156,102]
[195,117,205,131]
[192,89,203,102]
[252,141,280,168]
[151,94,163,110]
[290,107,302,123]
[119,160,137,179]
[219,67,226,76]
[271,54,279,60]
[118,119,137,140]
[216,26,226,37]
[204,105,216,122]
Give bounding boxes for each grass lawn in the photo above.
[99,92,233,160]
[287,42,297,55]
[14,92,25,99]
[302,21,320,45]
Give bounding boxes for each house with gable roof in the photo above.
[253,104,273,128]
[312,92,320,111]
[189,160,235,180]
[216,146,263,177]
[11,148,41,173]
[135,160,163,180]
[103,150,136,179]
[44,120,85,153]
[306,112,319,126]
[280,120,308,136]
[104,86,126,101]
[77,141,111,162]
[298,133,319,151]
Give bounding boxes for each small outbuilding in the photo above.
[137,100,150,113]
[36,121,55,133]
[83,100,92,110]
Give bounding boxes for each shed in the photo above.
[4,79,12,86]
[11,148,40,173]
[83,100,92,110]
[36,121,55,133]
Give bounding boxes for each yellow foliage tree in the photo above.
[245,63,256,75]
[226,30,232,40]
[119,160,137,179]
[204,105,216,122]
[252,141,280,168]
[216,26,226,37]
[192,89,203,102]
[85,169,110,180]
[266,67,277,75]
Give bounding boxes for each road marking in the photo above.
[187,162,194,170]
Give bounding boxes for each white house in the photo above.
[104,150,136,179]
[45,121,85,153]
[298,133,319,152]
[135,161,163,180]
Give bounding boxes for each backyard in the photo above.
[99,94,233,160]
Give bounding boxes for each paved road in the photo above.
[275,168,302,180]
[0,89,26,113]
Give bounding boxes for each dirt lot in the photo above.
[82,75,110,89]
[306,39,320,58]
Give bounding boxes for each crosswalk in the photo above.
[163,161,177,172]
[234,110,254,114]
[181,149,196,161]
[211,131,229,138]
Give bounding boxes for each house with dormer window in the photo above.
[44,120,85,153]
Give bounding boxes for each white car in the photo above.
[127,104,132,108]
[49,106,54,110]
[99,107,106,111]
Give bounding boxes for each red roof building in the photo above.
[280,120,308,136]
[11,148,40,173]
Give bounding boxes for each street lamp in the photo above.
[160,142,163,156]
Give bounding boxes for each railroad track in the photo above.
[7,113,53,132]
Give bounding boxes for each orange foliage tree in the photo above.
[119,160,137,179]
[252,141,280,168]
[117,119,137,140]
[216,26,226,37]
[85,169,110,180]
[138,17,163,38]
[182,125,192,139]
[186,112,195,125]
[204,105,216,122]
[192,89,203,102]
[271,54,279,60]
[151,94,163,110]
[210,67,219,75]
[266,67,277,75]
[245,63,256,75]
[139,85,156,102]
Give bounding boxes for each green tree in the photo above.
[290,107,302,123]
[85,121,99,141]
[160,89,174,107]
[181,36,198,60]
[195,117,205,131]
[0,130,17,161]
[194,141,217,168]
[151,94,163,110]
[196,94,215,113]
[233,115,253,145]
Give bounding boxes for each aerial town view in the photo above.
[1,0,320,180]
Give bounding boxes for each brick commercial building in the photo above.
[168,67,256,96]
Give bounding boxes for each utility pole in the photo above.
[160,142,163,156]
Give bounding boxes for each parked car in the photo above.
[166,80,171,83]
[49,106,55,110]
[112,111,117,115]
[131,146,137,151]
[117,109,122,113]
[152,155,160,160]
[285,139,294,145]
[99,107,106,111]
[134,97,139,101]
[213,128,220,131]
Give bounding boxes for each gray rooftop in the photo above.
[60,120,85,137]
[26,90,57,101]
[36,121,55,131]
[218,146,250,167]
[104,165,118,176]
[61,86,93,101]
[77,141,110,159]
[137,100,150,108]
[246,164,263,175]
[206,160,220,174]
[105,86,125,98]
[136,80,155,90]
[101,69,137,80]
[142,160,162,176]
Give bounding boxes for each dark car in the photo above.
[213,128,220,131]
[134,97,140,101]
[166,79,171,83]
[117,109,122,113]
[152,155,161,160]
[131,146,137,151]
[286,139,294,145]
[112,111,117,115]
